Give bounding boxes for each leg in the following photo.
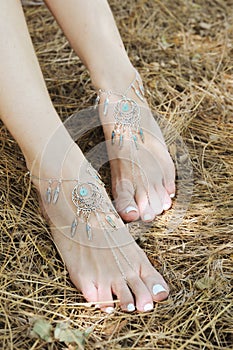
[0,0,169,313]
[44,0,176,222]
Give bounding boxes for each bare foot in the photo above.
[97,70,176,223]
[29,140,169,313]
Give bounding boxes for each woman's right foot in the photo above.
[29,139,169,313]
[96,69,176,224]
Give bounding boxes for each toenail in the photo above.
[152,284,167,295]
[104,307,115,314]
[127,303,135,312]
[170,193,175,198]
[144,303,153,312]
[95,304,100,309]
[143,214,152,221]
[163,203,171,211]
[125,206,138,214]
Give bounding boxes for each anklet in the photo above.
[27,164,141,284]
[95,69,145,149]
[27,163,119,240]
[95,69,150,202]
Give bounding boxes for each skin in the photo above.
[0,0,175,313]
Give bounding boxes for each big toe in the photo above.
[113,178,139,222]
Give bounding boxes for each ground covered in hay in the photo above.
[0,0,233,349]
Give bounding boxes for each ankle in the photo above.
[95,69,147,119]
[90,60,136,92]
[26,139,84,180]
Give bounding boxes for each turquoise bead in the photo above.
[111,130,115,145]
[79,187,88,197]
[105,215,117,228]
[139,128,145,142]
[122,102,129,112]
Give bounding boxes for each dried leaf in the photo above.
[195,277,215,291]
[83,325,95,338]
[54,323,85,346]
[31,319,53,342]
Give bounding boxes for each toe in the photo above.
[135,186,163,222]
[74,277,99,307]
[154,184,172,211]
[162,189,172,211]
[139,263,169,303]
[127,273,154,312]
[161,152,176,197]
[97,283,115,313]
[112,280,135,312]
[152,283,169,301]
[81,284,98,306]
[113,178,139,222]
[121,201,139,222]
[164,180,176,199]
[143,276,169,302]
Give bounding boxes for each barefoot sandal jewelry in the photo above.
[95,70,150,202]
[27,163,137,284]
[95,70,145,149]
[27,163,119,241]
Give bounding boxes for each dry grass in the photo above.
[0,0,233,349]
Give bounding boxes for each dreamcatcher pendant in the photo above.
[112,97,145,148]
[96,70,145,150]
[71,181,118,240]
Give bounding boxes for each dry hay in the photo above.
[0,0,233,349]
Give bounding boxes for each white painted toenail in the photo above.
[170,193,175,198]
[163,203,171,211]
[104,307,115,314]
[125,206,138,214]
[95,304,100,309]
[144,303,153,312]
[143,214,152,221]
[152,284,167,295]
[127,303,135,312]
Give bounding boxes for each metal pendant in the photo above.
[111,130,116,145]
[132,134,139,150]
[139,128,145,143]
[71,217,78,237]
[46,181,52,204]
[52,181,61,204]
[94,94,100,109]
[119,134,124,149]
[139,83,144,96]
[105,215,117,228]
[109,207,120,219]
[132,84,144,101]
[103,96,109,116]
[86,223,92,240]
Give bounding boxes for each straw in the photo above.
[0,1,232,349]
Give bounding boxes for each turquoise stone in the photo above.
[46,187,52,204]
[79,187,88,197]
[86,223,92,240]
[122,102,129,112]
[133,134,139,150]
[105,215,117,228]
[119,134,123,148]
[111,130,115,145]
[139,128,145,142]
[71,217,78,237]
